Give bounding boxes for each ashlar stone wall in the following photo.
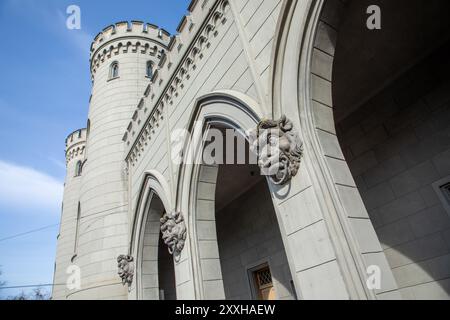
[216,180,295,300]
[338,42,450,299]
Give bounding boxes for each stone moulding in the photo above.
[117,254,134,287]
[250,115,303,185]
[160,211,187,263]
[65,128,87,165]
[65,145,86,165]
[123,0,231,167]
[91,39,167,78]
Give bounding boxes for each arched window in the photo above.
[109,62,119,79]
[75,160,83,177]
[146,61,154,78]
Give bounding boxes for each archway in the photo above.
[129,171,178,300]
[271,0,403,299]
[279,0,450,299]
[198,126,296,300]
[177,92,298,300]
[329,0,450,299]
[272,0,450,299]
[139,194,177,300]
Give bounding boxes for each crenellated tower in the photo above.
[53,21,170,300]
[53,129,87,299]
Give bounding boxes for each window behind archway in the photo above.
[329,0,450,299]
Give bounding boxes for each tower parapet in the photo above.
[90,21,171,78]
[65,128,87,165]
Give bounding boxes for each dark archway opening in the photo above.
[140,194,177,300]
[158,231,177,300]
[210,126,296,300]
[332,0,450,298]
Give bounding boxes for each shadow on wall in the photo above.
[332,0,450,299]
[214,161,296,300]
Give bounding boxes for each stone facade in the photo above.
[53,0,450,300]
[338,44,450,299]
[216,178,295,300]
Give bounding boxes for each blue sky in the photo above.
[0,0,190,298]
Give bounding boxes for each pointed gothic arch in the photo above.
[268,0,394,300]
[129,170,176,300]
[174,91,299,300]
[269,0,450,300]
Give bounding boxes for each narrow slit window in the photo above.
[146,61,154,78]
[110,62,119,79]
[75,160,83,177]
[72,202,81,261]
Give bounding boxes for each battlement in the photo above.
[65,129,87,164]
[90,21,172,78]
[90,21,172,59]
[66,128,87,149]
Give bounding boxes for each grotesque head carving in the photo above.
[117,254,134,287]
[250,115,303,185]
[160,211,187,263]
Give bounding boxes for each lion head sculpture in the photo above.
[117,254,134,287]
[249,115,303,185]
[160,211,187,262]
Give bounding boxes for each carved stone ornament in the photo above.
[249,115,303,185]
[117,255,134,286]
[160,211,187,263]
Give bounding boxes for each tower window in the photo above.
[432,176,450,218]
[109,62,119,80]
[87,119,91,137]
[72,202,81,262]
[75,160,83,177]
[146,61,154,79]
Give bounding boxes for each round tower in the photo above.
[53,129,87,300]
[68,21,171,300]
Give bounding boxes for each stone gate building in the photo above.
[53,0,450,300]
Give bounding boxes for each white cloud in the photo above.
[0,160,63,214]
[56,10,93,58]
